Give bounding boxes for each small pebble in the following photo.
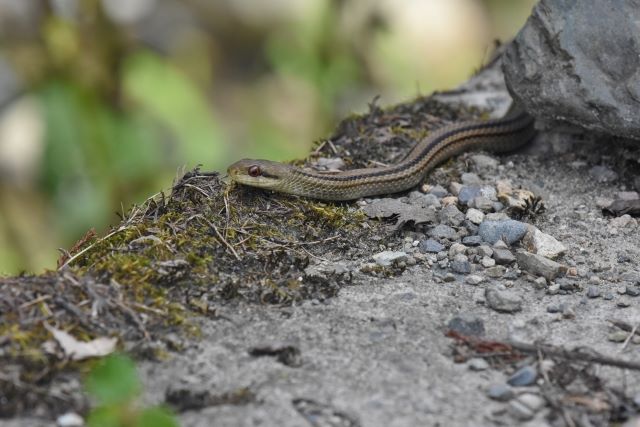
[626,286,640,297]
[465,275,484,285]
[586,286,601,298]
[485,265,505,278]
[419,239,445,253]
[447,314,485,336]
[57,413,84,427]
[428,184,448,198]
[608,331,628,342]
[451,255,472,274]
[507,365,537,386]
[461,172,482,185]
[493,248,516,265]
[468,357,490,371]
[477,245,493,258]
[487,383,514,402]
[444,273,456,282]
[448,243,467,258]
[533,277,547,289]
[462,235,482,246]
[465,208,485,225]
[481,257,496,268]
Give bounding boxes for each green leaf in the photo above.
[136,407,179,427]
[86,354,141,405]
[86,405,123,427]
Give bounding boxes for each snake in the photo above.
[227,104,536,201]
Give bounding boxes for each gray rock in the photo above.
[485,288,522,313]
[428,224,458,240]
[439,205,465,226]
[409,191,441,208]
[465,275,484,286]
[451,255,472,274]
[485,265,504,277]
[372,251,408,267]
[503,0,640,140]
[481,256,496,268]
[507,365,537,386]
[461,172,481,185]
[462,235,482,247]
[515,250,565,281]
[419,239,445,253]
[590,166,618,183]
[447,314,485,336]
[487,384,514,402]
[477,245,493,258]
[465,208,485,225]
[471,154,499,174]
[627,285,640,297]
[448,243,467,258]
[586,286,601,299]
[470,196,494,212]
[428,184,448,198]
[478,220,528,245]
[492,248,516,265]
[522,227,567,260]
[458,186,482,206]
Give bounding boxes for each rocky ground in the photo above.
[3,60,640,427]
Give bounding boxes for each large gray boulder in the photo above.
[503,0,640,140]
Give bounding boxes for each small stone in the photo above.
[496,179,512,194]
[462,235,482,246]
[471,196,494,212]
[448,243,467,258]
[515,250,566,282]
[441,196,458,206]
[444,273,456,282]
[493,248,516,265]
[372,251,408,267]
[586,286,601,298]
[618,299,631,308]
[522,227,567,260]
[478,220,528,245]
[428,224,458,240]
[608,331,628,342]
[465,208,485,225]
[468,357,490,371]
[610,214,636,229]
[451,255,472,274]
[596,197,614,209]
[57,413,84,427]
[439,204,465,226]
[449,182,463,196]
[458,185,482,205]
[481,256,496,268]
[493,240,508,249]
[616,191,640,200]
[461,172,482,185]
[409,191,441,208]
[546,304,561,313]
[471,154,499,173]
[485,288,522,313]
[447,314,485,336]
[419,239,445,253]
[547,284,560,295]
[626,285,640,297]
[428,184,448,198]
[509,393,545,421]
[590,165,618,183]
[507,365,537,386]
[588,275,600,285]
[465,275,484,285]
[485,265,505,278]
[487,384,514,402]
[533,277,547,289]
[477,245,493,258]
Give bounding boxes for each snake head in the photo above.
[227,159,288,190]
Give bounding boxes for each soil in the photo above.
[2,59,640,427]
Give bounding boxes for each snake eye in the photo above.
[248,165,261,177]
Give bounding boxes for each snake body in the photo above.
[227,105,535,201]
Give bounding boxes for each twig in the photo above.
[198,216,241,260]
[508,341,640,371]
[620,322,639,352]
[58,226,126,270]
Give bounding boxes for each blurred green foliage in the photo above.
[86,354,177,427]
[0,0,535,274]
